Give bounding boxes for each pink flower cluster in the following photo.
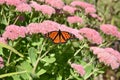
[70,1,96,14]
[0,56,4,68]
[39,5,55,16]
[79,28,103,44]
[63,5,76,14]
[45,0,64,9]
[71,63,85,76]
[40,20,60,34]
[30,1,41,11]
[85,7,96,14]
[100,24,120,38]
[0,0,31,12]
[90,47,120,69]
[30,1,55,16]
[70,1,94,9]
[2,25,28,40]
[5,0,24,6]
[27,23,42,34]
[67,16,83,24]
[70,0,102,21]
[0,0,5,4]
[16,3,32,12]
[89,13,102,21]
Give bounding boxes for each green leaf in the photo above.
[41,56,56,63]
[56,74,62,80]
[19,73,30,80]
[40,74,49,80]
[28,47,37,66]
[1,17,8,25]
[97,70,104,74]
[37,69,46,76]
[83,64,94,79]
[12,75,21,80]
[20,61,33,72]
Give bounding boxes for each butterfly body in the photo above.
[45,30,75,44]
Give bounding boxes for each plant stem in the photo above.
[32,40,47,73]
[6,51,12,66]
[13,15,19,24]
[7,58,23,66]
[84,68,99,80]
[0,71,27,78]
[84,57,94,68]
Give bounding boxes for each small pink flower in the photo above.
[89,13,98,18]
[45,0,64,9]
[116,32,120,39]
[30,1,41,11]
[70,1,94,9]
[16,3,32,12]
[85,7,96,14]
[39,5,55,16]
[2,25,27,40]
[79,28,103,44]
[97,16,102,21]
[100,24,119,37]
[41,20,60,34]
[90,47,120,69]
[0,37,7,44]
[89,13,102,21]
[5,0,22,6]
[71,63,85,76]
[67,16,83,24]
[18,26,28,37]
[27,23,44,34]
[63,5,76,14]
[0,0,5,4]
[0,57,4,68]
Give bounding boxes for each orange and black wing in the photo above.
[61,31,75,40]
[45,30,75,44]
[45,31,58,40]
[45,31,60,44]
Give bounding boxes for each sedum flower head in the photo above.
[71,63,85,76]
[79,28,103,44]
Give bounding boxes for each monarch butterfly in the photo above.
[45,30,75,44]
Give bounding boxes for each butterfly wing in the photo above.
[53,34,61,43]
[61,31,75,40]
[45,31,61,44]
[45,31,58,39]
